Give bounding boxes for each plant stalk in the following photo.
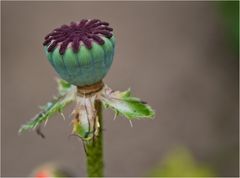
[86,100,104,177]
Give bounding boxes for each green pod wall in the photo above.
[45,36,115,86]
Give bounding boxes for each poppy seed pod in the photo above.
[43,19,115,86]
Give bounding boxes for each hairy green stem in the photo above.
[86,100,104,177]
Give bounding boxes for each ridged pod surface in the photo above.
[43,19,115,86]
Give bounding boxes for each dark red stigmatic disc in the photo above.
[43,19,113,55]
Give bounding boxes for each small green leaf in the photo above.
[101,89,155,120]
[19,80,76,133]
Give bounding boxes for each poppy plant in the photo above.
[19,19,155,177]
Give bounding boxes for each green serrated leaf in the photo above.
[19,82,76,133]
[101,89,155,120]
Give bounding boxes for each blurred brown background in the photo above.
[1,1,239,177]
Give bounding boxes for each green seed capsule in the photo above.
[43,19,115,86]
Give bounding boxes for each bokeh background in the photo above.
[1,1,239,177]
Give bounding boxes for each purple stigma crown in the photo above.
[43,19,113,55]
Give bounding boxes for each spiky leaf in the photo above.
[19,80,75,133]
[101,88,155,120]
